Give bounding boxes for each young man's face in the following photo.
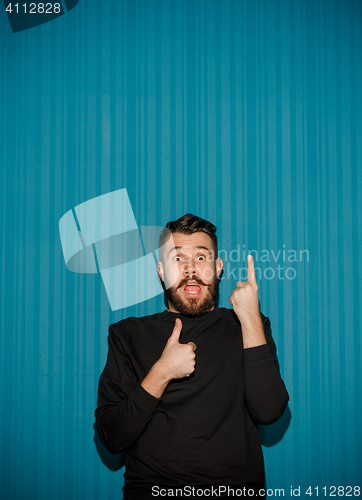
[158,232,223,317]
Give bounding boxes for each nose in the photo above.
[182,257,198,277]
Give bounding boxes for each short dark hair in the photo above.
[159,213,218,259]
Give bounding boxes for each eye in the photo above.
[197,255,206,261]
[173,255,182,262]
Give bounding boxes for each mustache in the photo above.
[177,276,209,289]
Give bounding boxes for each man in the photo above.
[95,214,289,499]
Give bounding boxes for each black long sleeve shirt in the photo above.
[95,307,289,499]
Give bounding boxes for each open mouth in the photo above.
[183,280,202,297]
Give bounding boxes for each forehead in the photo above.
[165,232,214,254]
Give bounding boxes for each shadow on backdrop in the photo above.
[94,427,127,472]
[259,405,292,447]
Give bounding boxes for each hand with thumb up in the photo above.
[157,318,197,380]
[141,318,197,399]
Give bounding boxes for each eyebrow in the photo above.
[167,245,213,257]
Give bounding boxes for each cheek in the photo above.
[201,266,216,281]
[163,265,182,289]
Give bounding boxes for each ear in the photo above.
[157,261,164,281]
[215,257,223,277]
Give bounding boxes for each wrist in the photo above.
[239,314,266,349]
[237,311,262,330]
[141,363,170,399]
[149,360,172,384]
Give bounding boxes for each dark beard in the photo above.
[164,274,220,318]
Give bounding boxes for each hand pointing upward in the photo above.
[230,255,266,348]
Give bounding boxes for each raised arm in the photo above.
[243,313,289,424]
[230,254,289,424]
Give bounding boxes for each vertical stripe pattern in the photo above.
[0,0,361,498]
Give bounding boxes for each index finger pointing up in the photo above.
[247,254,257,287]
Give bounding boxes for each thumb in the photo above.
[168,318,182,344]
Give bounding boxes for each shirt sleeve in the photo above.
[243,313,289,425]
[94,324,161,455]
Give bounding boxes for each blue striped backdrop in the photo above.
[0,0,361,498]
